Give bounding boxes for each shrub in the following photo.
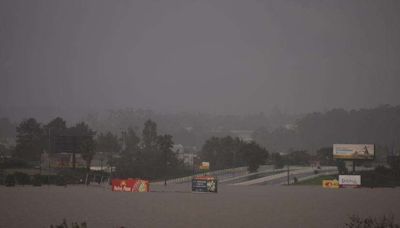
[336,160,348,174]
[50,219,87,228]
[345,214,400,228]
[359,169,400,188]
[374,165,392,175]
[14,172,31,185]
[55,175,66,186]
[57,169,87,185]
[0,158,31,169]
[32,174,42,186]
[5,174,15,186]
[388,155,400,175]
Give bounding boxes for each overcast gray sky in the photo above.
[1,0,399,117]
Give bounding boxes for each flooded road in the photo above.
[1,184,399,228]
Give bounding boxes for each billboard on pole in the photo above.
[333,144,374,160]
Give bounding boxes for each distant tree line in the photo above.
[12,117,96,170]
[82,109,290,149]
[269,147,335,169]
[1,116,278,177]
[3,104,400,180]
[1,117,187,180]
[253,105,400,156]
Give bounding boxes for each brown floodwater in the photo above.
[1,184,399,228]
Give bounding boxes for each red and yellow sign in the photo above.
[112,179,149,192]
[322,180,339,189]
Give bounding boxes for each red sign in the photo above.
[112,179,149,192]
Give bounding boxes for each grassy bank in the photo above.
[295,175,337,185]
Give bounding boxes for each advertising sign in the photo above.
[192,176,217,193]
[322,180,339,189]
[339,175,361,188]
[333,144,374,160]
[199,161,210,170]
[112,179,149,192]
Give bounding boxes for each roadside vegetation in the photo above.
[50,219,87,228]
[345,214,400,228]
[295,175,337,185]
[295,162,400,188]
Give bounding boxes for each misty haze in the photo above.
[1,1,400,228]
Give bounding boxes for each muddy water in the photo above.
[1,184,399,228]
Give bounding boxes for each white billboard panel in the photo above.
[339,175,361,187]
[333,144,374,160]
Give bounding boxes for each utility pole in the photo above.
[287,163,290,185]
[192,151,195,175]
[48,127,51,186]
[109,160,113,185]
[164,148,167,186]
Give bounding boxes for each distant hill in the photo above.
[253,105,400,156]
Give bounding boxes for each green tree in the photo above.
[0,144,8,162]
[68,122,95,137]
[69,122,96,169]
[316,147,334,165]
[200,136,268,172]
[240,141,269,172]
[336,159,348,174]
[200,137,220,169]
[80,137,96,171]
[114,120,183,180]
[14,118,44,161]
[387,155,400,177]
[117,128,141,178]
[43,117,67,153]
[271,152,284,169]
[124,128,140,154]
[200,136,244,170]
[96,132,121,153]
[288,150,311,166]
[141,120,159,178]
[142,119,158,151]
[157,134,179,177]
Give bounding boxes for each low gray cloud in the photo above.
[1,0,399,119]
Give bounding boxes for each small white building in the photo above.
[172,144,197,167]
[230,130,254,142]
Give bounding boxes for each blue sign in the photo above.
[192,176,218,193]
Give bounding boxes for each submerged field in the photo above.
[1,184,400,228]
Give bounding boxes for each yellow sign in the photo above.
[199,161,210,170]
[322,180,339,189]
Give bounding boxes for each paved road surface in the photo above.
[233,167,337,186]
